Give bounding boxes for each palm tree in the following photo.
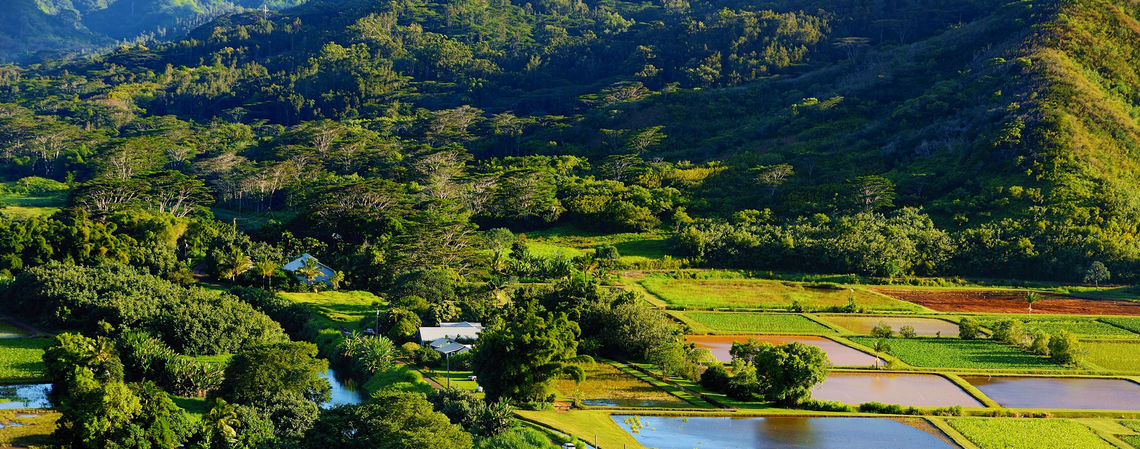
[254,256,276,288]
[871,338,891,369]
[202,398,241,446]
[295,256,323,289]
[1025,291,1040,315]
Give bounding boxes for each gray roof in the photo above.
[419,325,482,344]
[282,253,336,285]
[434,342,471,355]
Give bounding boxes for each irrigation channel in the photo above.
[612,416,959,449]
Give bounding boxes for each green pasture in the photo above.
[849,337,1064,371]
[947,418,1116,449]
[0,181,67,220]
[0,337,51,382]
[521,224,670,264]
[675,311,835,334]
[279,290,385,327]
[0,409,57,448]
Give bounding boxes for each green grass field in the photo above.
[515,409,646,449]
[0,320,30,338]
[1083,341,1140,372]
[279,290,385,327]
[979,318,1137,337]
[0,337,51,382]
[849,337,1064,371]
[0,409,57,448]
[639,275,922,311]
[552,362,686,408]
[522,224,670,264]
[947,418,1116,449]
[676,312,835,334]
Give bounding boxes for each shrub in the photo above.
[1030,331,1051,355]
[800,399,855,412]
[991,319,1025,346]
[958,318,980,340]
[871,322,893,338]
[899,325,917,338]
[1048,330,1081,365]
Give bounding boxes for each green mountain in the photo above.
[1,0,1139,280]
[0,0,310,63]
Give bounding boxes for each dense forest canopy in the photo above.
[0,0,1138,283]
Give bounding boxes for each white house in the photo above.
[282,253,336,286]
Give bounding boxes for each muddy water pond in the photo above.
[686,335,878,366]
[0,383,51,409]
[612,416,957,449]
[962,376,1140,410]
[819,316,968,337]
[319,368,365,409]
[812,372,983,407]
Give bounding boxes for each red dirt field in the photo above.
[872,289,1140,315]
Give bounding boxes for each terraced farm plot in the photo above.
[848,337,1064,370]
[0,338,51,382]
[1100,317,1140,334]
[552,362,687,408]
[677,312,835,334]
[640,276,921,311]
[1083,342,1140,371]
[947,418,1116,449]
[821,316,962,336]
[979,318,1137,337]
[874,288,1140,315]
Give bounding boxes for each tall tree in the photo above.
[471,301,591,401]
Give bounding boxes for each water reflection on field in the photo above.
[812,372,983,407]
[687,335,878,366]
[819,316,967,337]
[612,415,957,449]
[963,376,1140,410]
[0,383,51,409]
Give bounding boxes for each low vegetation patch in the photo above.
[1082,341,1140,371]
[947,418,1116,449]
[0,337,50,381]
[640,274,919,311]
[0,409,58,448]
[680,312,835,334]
[552,362,686,408]
[279,290,385,327]
[849,337,1065,370]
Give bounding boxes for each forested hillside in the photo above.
[0,0,1138,281]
